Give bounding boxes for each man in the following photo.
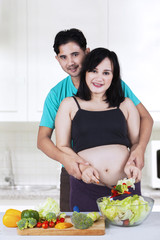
[37,28,153,211]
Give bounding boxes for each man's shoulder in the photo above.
[50,75,71,93]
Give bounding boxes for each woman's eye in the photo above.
[104,71,110,75]
[92,69,97,73]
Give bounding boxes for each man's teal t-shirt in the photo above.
[40,75,140,129]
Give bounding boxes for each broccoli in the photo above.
[46,212,57,222]
[71,211,93,229]
[17,218,28,230]
[27,218,37,228]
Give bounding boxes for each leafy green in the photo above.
[99,195,151,226]
[36,197,60,218]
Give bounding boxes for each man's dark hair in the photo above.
[53,28,87,54]
[76,48,125,107]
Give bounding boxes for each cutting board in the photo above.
[17,216,105,236]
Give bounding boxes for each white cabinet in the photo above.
[0,0,108,122]
[0,0,27,121]
[108,0,160,120]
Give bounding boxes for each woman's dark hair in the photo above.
[53,28,87,54]
[76,48,125,107]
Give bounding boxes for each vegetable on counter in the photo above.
[3,209,21,228]
[21,209,39,222]
[54,222,73,229]
[71,211,94,229]
[17,218,28,230]
[87,212,100,222]
[17,217,37,230]
[45,212,57,222]
[35,197,60,219]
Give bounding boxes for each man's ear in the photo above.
[55,55,59,61]
[85,48,90,55]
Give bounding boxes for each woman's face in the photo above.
[85,57,113,96]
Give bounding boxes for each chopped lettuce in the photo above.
[99,195,151,226]
[36,197,60,218]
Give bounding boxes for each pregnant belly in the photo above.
[78,145,130,186]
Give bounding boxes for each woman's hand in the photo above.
[81,166,100,184]
[124,164,142,183]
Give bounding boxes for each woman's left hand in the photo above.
[81,166,100,184]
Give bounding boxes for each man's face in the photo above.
[56,42,88,79]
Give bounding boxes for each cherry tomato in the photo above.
[56,219,61,224]
[42,222,48,229]
[49,221,55,228]
[36,222,42,228]
[123,219,130,226]
[60,218,65,222]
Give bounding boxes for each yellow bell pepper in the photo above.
[3,208,21,227]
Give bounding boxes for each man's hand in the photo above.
[81,166,100,184]
[126,144,144,170]
[62,154,89,180]
[124,164,142,183]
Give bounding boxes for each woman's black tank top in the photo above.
[71,97,131,153]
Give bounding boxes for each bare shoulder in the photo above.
[59,97,75,110]
[120,97,135,109]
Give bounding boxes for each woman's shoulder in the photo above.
[120,97,135,108]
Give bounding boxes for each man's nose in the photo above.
[67,56,74,65]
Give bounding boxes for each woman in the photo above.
[55,48,141,211]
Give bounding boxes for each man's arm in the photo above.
[37,126,87,179]
[127,102,153,169]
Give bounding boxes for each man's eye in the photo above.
[73,53,79,57]
[60,56,66,59]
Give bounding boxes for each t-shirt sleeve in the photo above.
[121,80,140,106]
[39,89,59,129]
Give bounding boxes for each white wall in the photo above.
[0,123,60,186]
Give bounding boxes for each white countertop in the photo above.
[1,212,160,240]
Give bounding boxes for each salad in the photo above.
[98,194,151,226]
[111,178,135,197]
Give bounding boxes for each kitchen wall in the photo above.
[0,122,61,187]
[0,122,160,189]
[0,0,160,189]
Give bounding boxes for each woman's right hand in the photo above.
[81,166,100,184]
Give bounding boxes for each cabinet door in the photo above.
[108,0,160,120]
[27,0,108,121]
[0,0,27,121]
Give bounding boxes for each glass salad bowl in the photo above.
[97,194,154,227]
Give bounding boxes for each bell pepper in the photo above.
[3,208,21,227]
[21,209,39,222]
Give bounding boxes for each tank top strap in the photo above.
[72,96,81,109]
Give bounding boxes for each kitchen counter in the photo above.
[1,212,160,240]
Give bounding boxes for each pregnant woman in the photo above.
[55,48,141,211]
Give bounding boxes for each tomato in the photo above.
[56,219,61,224]
[42,222,48,229]
[123,219,130,226]
[49,221,55,228]
[60,218,65,223]
[36,222,42,228]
